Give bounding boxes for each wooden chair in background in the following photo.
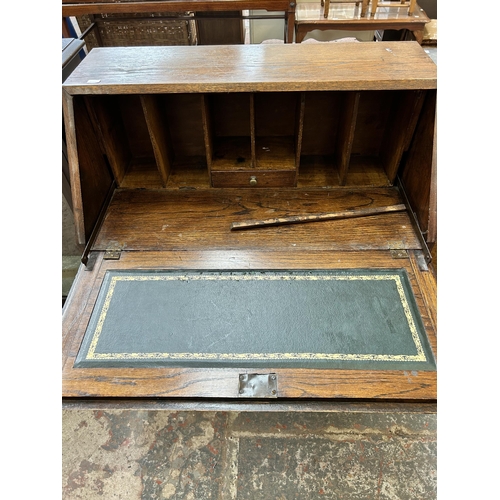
[321,1,370,19]
[371,0,417,16]
[321,0,417,19]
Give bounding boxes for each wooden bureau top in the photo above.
[62,42,436,95]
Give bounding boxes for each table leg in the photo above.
[295,25,306,43]
[413,29,423,44]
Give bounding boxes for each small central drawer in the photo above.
[210,170,297,188]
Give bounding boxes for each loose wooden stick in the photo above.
[230,204,406,231]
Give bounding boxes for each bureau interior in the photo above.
[76,88,431,191]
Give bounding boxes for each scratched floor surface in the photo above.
[62,409,436,499]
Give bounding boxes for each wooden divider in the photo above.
[294,92,306,185]
[84,95,131,186]
[380,90,426,182]
[335,91,360,185]
[140,94,174,188]
[72,89,428,191]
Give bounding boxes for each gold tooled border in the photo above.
[85,273,428,363]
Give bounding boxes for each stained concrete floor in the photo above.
[62,406,436,499]
[62,195,437,499]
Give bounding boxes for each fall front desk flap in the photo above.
[75,269,436,371]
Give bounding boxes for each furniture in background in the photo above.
[371,0,417,17]
[421,18,436,46]
[295,2,429,43]
[62,0,297,44]
[320,0,420,20]
[321,0,369,19]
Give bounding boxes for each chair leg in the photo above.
[408,0,417,15]
[361,0,369,17]
[324,0,330,18]
[371,0,379,16]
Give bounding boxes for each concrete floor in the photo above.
[62,196,437,499]
[62,406,436,499]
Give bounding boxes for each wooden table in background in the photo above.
[62,0,297,43]
[295,2,430,43]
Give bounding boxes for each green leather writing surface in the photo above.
[75,269,436,370]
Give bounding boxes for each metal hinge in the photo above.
[81,180,117,267]
[395,177,432,265]
[238,373,278,398]
[390,249,408,259]
[104,249,121,260]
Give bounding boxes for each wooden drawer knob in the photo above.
[249,176,257,186]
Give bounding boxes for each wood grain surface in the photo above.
[62,249,436,399]
[62,43,436,95]
[61,42,437,403]
[400,89,437,241]
[92,188,421,252]
[230,203,406,230]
